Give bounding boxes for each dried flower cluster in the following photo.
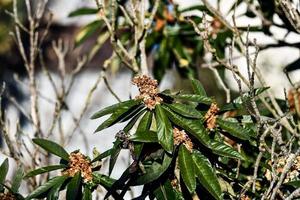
[204,103,220,130]
[240,194,251,200]
[173,127,193,152]
[62,152,92,182]
[265,155,300,183]
[171,178,179,189]
[0,193,15,200]
[132,75,162,110]
[288,87,300,115]
[210,18,224,38]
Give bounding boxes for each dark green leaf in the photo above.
[155,105,173,153]
[210,141,244,160]
[123,109,146,133]
[154,180,182,200]
[163,106,211,147]
[133,111,153,158]
[166,103,203,119]
[92,149,112,163]
[66,172,82,200]
[93,172,116,188]
[82,186,92,200]
[11,166,24,193]
[154,184,172,200]
[33,138,69,161]
[137,111,153,131]
[191,79,207,96]
[26,176,68,200]
[46,177,66,200]
[0,158,9,186]
[178,145,196,193]
[135,154,172,185]
[133,143,143,160]
[169,94,212,104]
[193,151,222,200]
[254,87,270,96]
[91,100,140,119]
[75,20,103,46]
[119,104,145,123]
[109,140,122,175]
[219,101,243,112]
[103,168,130,199]
[130,131,158,143]
[285,180,300,188]
[25,165,66,178]
[69,7,98,17]
[217,118,250,140]
[94,103,143,133]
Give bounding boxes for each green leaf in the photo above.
[93,172,116,188]
[26,176,68,200]
[133,111,153,158]
[218,178,235,197]
[69,7,98,17]
[119,104,145,123]
[135,154,172,185]
[285,180,300,188]
[192,151,222,200]
[155,105,173,153]
[47,177,66,200]
[154,180,182,200]
[253,87,270,96]
[66,172,82,200]
[217,118,250,140]
[82,186,92,200]
[109,140,122,175]
[25,165,67,178]
[91,100,140,119]
[92,149,112,163]
[11,166,24,193]
[75,20,103,46]
[191,79,207,96]
[33,138,70,161]
[137,111,153,131]
[130,131,158,143]
[0,158,9,187]
[166,103,203,119]
[94,103,143,133]
[178,145,196,193]
[123,109,146,133]
[163,106,211,147]
[169,94,212,104]
[210,141,244,160]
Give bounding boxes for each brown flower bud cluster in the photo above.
[0,193,15,200]
[132,75,162,110]
[265,155,300,183]
[210,18,224,39]
[171,178,179,189]
[204,103,219,130]
[173,127,193,152]
[288,87,300,115]
[240,194,251,200]
[62,152,92,182]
